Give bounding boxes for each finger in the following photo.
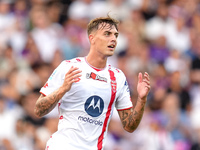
[145,85,151,90]
[72,73,82,81]
[143,79,150,85]
[138,72,143,83]
[65,68,82,78]
[70,69,82,76]
[67,75,82,85]
[67,71,82,82]
[73,76,82,83]
[74,77,81,83]
[67,66,80,74]
[68,76,82,84]
[144,72,150,80]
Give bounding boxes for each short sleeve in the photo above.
[40,61,68,96]
[115,72,133,111]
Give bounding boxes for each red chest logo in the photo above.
[86,72,107,82]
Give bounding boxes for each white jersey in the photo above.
[40,57,133,150]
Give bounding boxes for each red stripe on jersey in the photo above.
[97,68,117,150]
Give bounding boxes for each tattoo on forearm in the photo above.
[35,90,62,117]
[122,121,127,128]
[119,100,146,132]
[122,110,128,120]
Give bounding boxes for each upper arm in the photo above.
[40,61,66,96]
[115,72,132,110]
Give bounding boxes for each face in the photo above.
[32,10,49,28]
[90,23,119,57]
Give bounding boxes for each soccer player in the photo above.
[34,16,151,150]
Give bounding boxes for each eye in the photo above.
[104,31,110,36]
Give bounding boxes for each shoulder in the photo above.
[61,57,85,66]
[108,65,125,75]
[64,57,84,63]
[65,57,85,63]
[55,57,85,72]
[108,65,126,84]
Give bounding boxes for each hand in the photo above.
[61,66,82,92]
[137,72,151,101]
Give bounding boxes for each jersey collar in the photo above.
[84,57,107,72]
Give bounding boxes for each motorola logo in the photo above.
[84,95,104,117]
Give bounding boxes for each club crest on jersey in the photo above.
[84,95,104,117]
[86,72,107,82]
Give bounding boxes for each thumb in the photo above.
[138,72,143,83]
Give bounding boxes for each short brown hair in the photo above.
[87,15,119,36]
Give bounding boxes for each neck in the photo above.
[86,51,107,69]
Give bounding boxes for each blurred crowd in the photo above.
[0,0,200,149]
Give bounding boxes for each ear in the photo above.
[89,34,95,44]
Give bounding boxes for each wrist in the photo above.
[137,96,147,103]
[58,86,68,97]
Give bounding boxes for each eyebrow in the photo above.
[115,32,119,36]
[104,30,119,35]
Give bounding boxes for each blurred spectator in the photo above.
[165,16,191,53]
[0,0,26,56]
[35,117,58,149]
[140,0,158,20]
[149,35,170,64]
[62,18,86,59]
[190,34,200,84]
[191,128,200,150]
[145,3,174,41]
[164,50,191,111]
[0,44,41,97]
[46,1,63,24]
[31,62,52,88]
[29,0,47,7]
[67,0,107,20]
[164,50,190,86]
[0,95,24,150]
[21,34,43,66]
[161,92,192,150]
[21,91,46,127]
[29,5,64,63]
[106,0,131,21]
[0,44,17,81]
[11,119,35,150]
[167,71,191,111]
[190,10,200,34]
[125,41,152,76]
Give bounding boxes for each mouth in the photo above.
[107,44,115,49]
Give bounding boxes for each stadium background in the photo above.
[0,0,200,149]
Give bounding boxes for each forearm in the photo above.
[34,87,66,117]
[119,97,146,133]
[119,72,150,132]
[129,97,146,131]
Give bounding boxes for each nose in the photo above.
[111,34,117,42]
